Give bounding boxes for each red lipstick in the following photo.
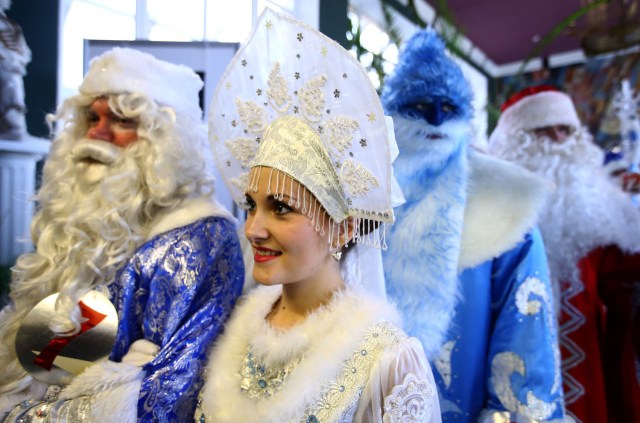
[253,246,281,263]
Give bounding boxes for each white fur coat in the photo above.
[198,285,441,423]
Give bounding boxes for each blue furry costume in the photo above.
[381,30,569,421]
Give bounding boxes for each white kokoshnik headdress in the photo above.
[209,8,404,250]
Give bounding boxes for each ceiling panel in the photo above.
[426,0,637,66]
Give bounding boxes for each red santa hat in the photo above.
[495,85,580,135]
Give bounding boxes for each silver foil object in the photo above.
[15,290,118,385]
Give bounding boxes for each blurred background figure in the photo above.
[490,84,640,423]
[604,148,640,205]
[0,0,30,140]
[607,79,640,206]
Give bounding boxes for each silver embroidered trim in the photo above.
[297,321,405,423]
[491,351,557,420]
[515,276,562,395]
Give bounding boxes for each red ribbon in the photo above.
[33,300,107,371]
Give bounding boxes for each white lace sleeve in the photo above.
[356,337,442,423]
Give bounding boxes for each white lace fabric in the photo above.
[359,337,441,423]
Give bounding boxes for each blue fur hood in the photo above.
[381,29,473,121]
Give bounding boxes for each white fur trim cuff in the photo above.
[59,360,143,423]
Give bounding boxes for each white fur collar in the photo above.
[145,196,235,240]
[200,285,400,423]
[459,151,551,270]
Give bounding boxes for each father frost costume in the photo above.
[0,48,244,422]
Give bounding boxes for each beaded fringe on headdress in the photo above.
[247,166,388,250]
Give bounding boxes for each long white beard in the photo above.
[8,140,148,349]
[392,116,471,182]
[385,116,469,357]
[492,130,640,283]
[0,137,158,394]
[70,140,122,187]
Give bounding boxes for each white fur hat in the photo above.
[79,47,203,121]
[494,85,580,135]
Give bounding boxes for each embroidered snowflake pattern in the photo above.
[341,159,379,197]
[299,75,327,122]
[226,137,259,168]
[267,63,291,113]
[326,116,359,156]
[222,60,386,224]
[230,172,250,193]
[236,99,267,133]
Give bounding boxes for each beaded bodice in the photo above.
[196,321,406,423]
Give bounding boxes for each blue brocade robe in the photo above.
[107,215,244,422]
[436,229,565,422]
[385,152,568,423]
[2,213,244,423]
